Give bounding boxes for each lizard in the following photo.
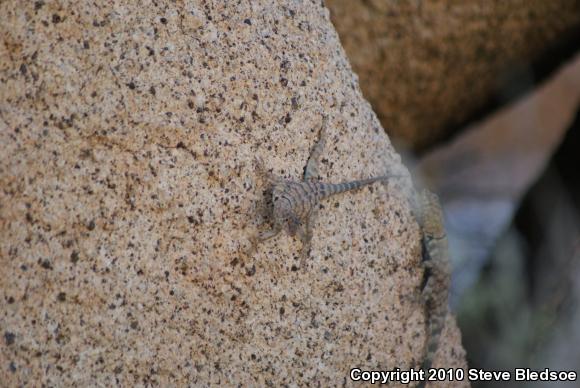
[247,116,402,268]
[414,189,451,388]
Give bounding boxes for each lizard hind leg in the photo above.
[304,116,328,181]
[299,222,312,270]
[300,116,327,268]
[298,213,317,270]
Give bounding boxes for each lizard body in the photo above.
[415,190,451,388]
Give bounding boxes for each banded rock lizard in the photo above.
[248,117,401,268]
[415,189,451,388]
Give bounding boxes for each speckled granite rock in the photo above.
[326,0,580,149]
[0,1,466,385]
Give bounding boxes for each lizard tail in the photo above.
[415,345,437,388]
[325,174,402,196]
[417,311,446,387]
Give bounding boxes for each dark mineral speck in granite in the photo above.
[40,259,53,270]
[245,265,256,276]
[4,332,15,346]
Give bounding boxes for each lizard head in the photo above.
[419,190,446,241]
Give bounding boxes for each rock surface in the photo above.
[0,1,466,385]
[326,0,580,149]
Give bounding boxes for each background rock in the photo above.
[326,0,580,149]
[0,0,466,386]
[416,53,580,304]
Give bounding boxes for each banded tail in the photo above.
[416,307,447,388]
[317,174,401,198]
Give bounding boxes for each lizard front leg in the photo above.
[255,156,279,185]
[246,225,282,256]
